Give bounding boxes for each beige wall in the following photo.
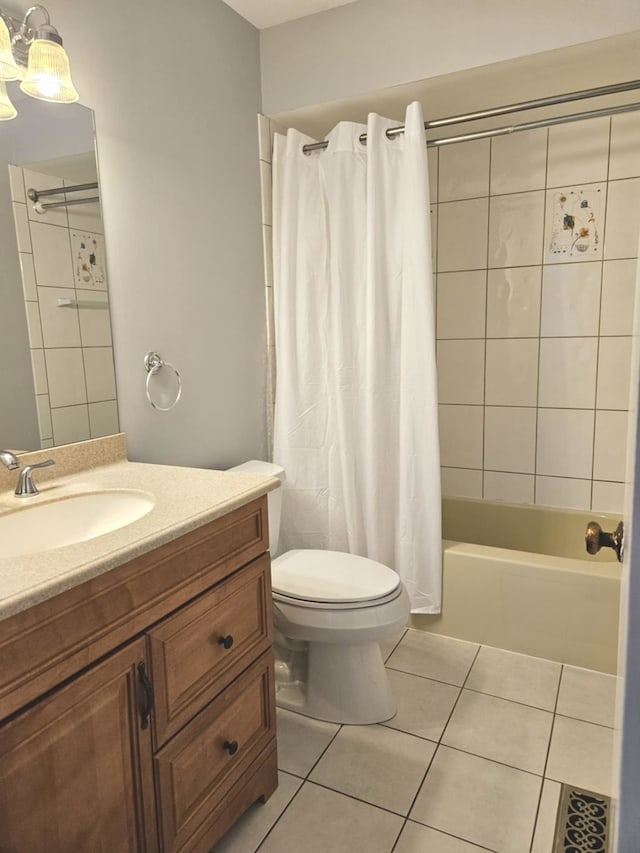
[260,0,640,114]
[9,0,267,468]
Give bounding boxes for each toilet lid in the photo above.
[271,549,401,604]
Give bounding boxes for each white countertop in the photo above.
[0,461,277,622]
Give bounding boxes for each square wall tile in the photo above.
[88,400,119,438]
[438,197,489,272]
[604,177,640,260]
[19,252,37,300]
[25,301,43,348]
[536,408,595,479]
[8,164,25,203]
[436,271,486,338]
[51,404,90,445]
[37,287,81,348]
[436,340,485,404]
[484,406,536,473]
[45,348,87,408]
[601,259,637,335]
[490,127,547,194]
[440,466,483,498]
[438,138,490,202]
[597,337,632,410]
[66,190,104,234]
[593,410,629,482]
[13,202,31,252]
[538,338,598,408]
[488,191,545,268]
[609,111,640,180]
[30,349,48,395]
[535,476,591,510]
[438,405,484,469]
[485,338,538,406]
[77,290,113,346]
[30,222,73,287]
[83,347,117,402]
[483,471,534,503]
[540,262,602,337]
[592,480,625,513]
[544,184,605,264]
[546,116,610,188]
[486,266,541,338]
[36,394,52,440]
[71,231,107,290]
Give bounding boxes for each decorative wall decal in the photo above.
[71,230,107,289]
[546,186,603,263]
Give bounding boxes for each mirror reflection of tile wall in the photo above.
[10,165,119,448]
[433,112,640,514]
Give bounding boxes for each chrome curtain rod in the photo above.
[302,78,640,153]
[27,181,98,202]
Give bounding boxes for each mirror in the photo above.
[0,90,118,453]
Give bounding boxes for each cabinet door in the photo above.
[0,637,158,853]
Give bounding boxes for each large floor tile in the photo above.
[394,820,489,852]
[410,746,541,853]
[531,778,561,853]
[386,630,478,686]
[380,628,407,662]
[212,771,302,852]
[556,666,618,727]
[442,689,553,774]
[257,781,403,853]
[276,708,339,777]
[383,669,459,741]
[546,715,615,796]
[465,645,561,710]
[309,724,436,815]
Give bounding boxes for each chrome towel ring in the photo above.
[144,351,182,412]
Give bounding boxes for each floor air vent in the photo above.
[553,784,611,852]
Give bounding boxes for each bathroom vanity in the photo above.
[0,447,278,853]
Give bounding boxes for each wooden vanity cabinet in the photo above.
[0,496,277,853]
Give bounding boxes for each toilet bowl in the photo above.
[229,460,410,725]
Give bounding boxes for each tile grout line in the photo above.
[533,128,550,505]
[481,139,493,498]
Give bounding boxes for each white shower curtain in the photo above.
[272,102,441,613]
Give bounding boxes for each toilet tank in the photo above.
[227,460,285,553]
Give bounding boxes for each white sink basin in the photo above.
[0,490,155,558]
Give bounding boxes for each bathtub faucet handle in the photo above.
[585,520,624,563]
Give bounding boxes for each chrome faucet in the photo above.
[0,450,20,471]
[0,451,56,496]
[14,459,56,497]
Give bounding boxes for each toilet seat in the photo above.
[271,549,402,609]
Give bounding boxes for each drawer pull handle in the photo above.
[223,739,239,756]
[218,634,234,650]
[137,662,154,731]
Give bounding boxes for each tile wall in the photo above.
[9,165,119,448]
[433,112,640,513]
[258,111,640,513]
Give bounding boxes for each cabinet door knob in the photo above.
[218,634,234,650]
[223,739,239,756]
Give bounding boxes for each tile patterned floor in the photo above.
[212,629,618,853]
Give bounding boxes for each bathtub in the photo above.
[412,497,622,674]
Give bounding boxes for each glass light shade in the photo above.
[0,80,16,120]
[0,17,18,81]
[20,38,78,103]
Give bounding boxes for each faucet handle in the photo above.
[15,459,55,497]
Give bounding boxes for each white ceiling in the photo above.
[222,0,358,29]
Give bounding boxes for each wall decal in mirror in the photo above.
[0,95,119,452]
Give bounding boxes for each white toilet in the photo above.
[229,460,410,725]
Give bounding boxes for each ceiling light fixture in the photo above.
[0,4,78,120]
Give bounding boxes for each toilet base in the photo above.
[274,640,396,725]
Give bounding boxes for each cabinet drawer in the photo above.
[154,651,276,853]
[149,553,272,745]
